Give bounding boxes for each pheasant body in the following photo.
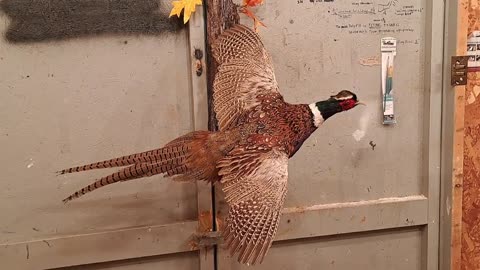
[59,24,362,265]
[235,97,318,157]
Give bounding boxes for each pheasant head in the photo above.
[309,90,364,127]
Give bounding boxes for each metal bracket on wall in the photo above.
[451,56,469,86]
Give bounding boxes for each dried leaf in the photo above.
[243,0,264,7]
[169,1,184,18]
[240,7,266,33]
[169,0,202,24]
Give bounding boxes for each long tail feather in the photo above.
[62,156,188,203]
[56,144,190,175]
[60,130,236,203]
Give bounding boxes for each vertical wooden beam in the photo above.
[203,1,239,268]
[188,4,215,270]
[441,0,468,270]
[451,0,468,269]
[205,0,239,131]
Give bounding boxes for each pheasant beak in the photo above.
[355,101,366,106]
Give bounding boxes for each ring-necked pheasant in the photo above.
[58,24,363,265]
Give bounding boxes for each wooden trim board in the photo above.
[276,196,428,241]
[440,0,468,269]
[451,1,468,269]
[188,5,215,270]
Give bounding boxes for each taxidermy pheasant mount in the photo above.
[59,24,363,265]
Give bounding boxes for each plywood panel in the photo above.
[462,2,480,267]
[462,75,480,269]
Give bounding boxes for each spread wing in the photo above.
[212,24,283,130]
[217,147,288,265]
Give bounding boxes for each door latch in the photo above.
[451,56,469,86]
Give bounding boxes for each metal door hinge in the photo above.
[451,56,469,86]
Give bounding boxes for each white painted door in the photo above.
[215,1,443,269]
[0,2,212,269]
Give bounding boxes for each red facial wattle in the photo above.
[339,99,356,111]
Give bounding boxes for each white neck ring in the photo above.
[309,103,325,127]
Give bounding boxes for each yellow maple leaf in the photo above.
[169,0,202,24]
[169,1,184,18]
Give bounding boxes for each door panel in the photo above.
[215,0,443,269]
[219,229,423,270]
[0,1,210,269]
[0,0,444,269]
[63,252,200,270]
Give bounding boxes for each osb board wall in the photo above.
[462,1,480,269]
